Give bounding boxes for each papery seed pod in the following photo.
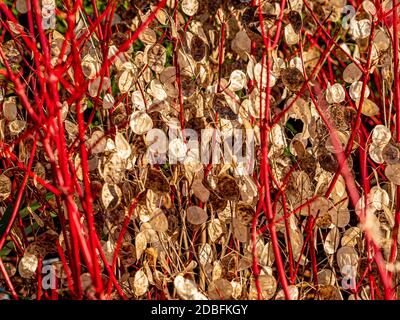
[208,278,233,300]
[187,206,208,225]
[101,183,122,211]
[382,143,400,164]
[3,97,17,121]
[281,67,304,91]
[182,0,199,16]
[191,35,207,62]
[349,81,370,101]
[133,270,149,297]
[130,111,153,135]
[326,83,346,104]
[385,163,400,185]
[343,63,363,83]
[0,174,11,200]
[288,10,303,33]
[248,274,277,300]
[18,253,38,279]
[174,275,207,300]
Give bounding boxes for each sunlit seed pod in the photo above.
[208,218,224,242]
[208,278,232,300]
[249,274,277,300]
[371,124,391,146]
[358,98,379,117]
[324,227,341,255]
[133,270,149,297]
[325,83,346,104]
[362,0,377,16]
[89,130,107,154]
[284,24,299,46]
[341,227,361,247]
[198,243,213,266]
[228,70,247,92]
[337,246,359,272]
[343,63,363,83]
[187,206,208,225]
[0,174,11,200]
[382,143,400,164]
[149,79,167,100]
[9,119,26,135]
[368,186,389,211]
[130,111,153,135]
[101,183,122,211]
[81,55,98,79]
[118,69,134,93]
[349,81,370,101]
[181,0,199,16]
[102,93,115,110]
[138,27,157,45]
[18,253,39,279]
[374,29,390,51]
[135,231,147,261]
[145,44,166,74]
[169,138,187,160]
[115,132,131,160]
[174,275,207,300]
[149,209,168,233]
[350,19,371,39]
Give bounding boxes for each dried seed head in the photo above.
[130,111,153,135]
[281,67,304,91]
[249,274,277,300]
[343,63,363,83]
[0,174,11,200]
[382,143,400,164]
[385,163,400,185]
[187,206,208,225]
[191,35,207,62]
[18,253,38,278]
[349,81,370,101]
[326,83,346,104]
[181,0,199,16]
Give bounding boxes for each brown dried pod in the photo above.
[191,35,207,62]
[281,67,304,91]
[317,285,342,300]
[237,203,255,225]
[382,143,400,164]
[288,10,303,33]
[187,205,208,225]
[385,163,400,185]
[217,174,240,201]
[145,168,170,193]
